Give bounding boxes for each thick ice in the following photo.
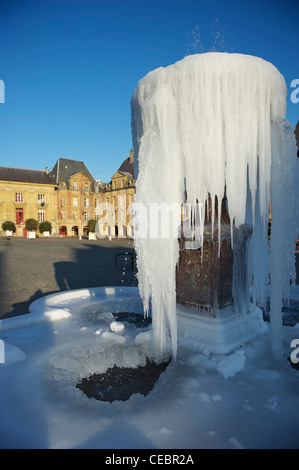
[1,286,299,448]
[131,52,297,358]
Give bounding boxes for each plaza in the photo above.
[1,235,298,323]
[0,236,137,320]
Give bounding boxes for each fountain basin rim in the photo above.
[0,286,141,333]
[29,286,141,312]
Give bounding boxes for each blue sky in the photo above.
[0,0,298,182]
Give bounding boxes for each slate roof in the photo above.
[0,167,55,185]
[50,158,95,185]
[117,157,134,179]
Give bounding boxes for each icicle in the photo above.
[211,194,215,239]
[269,120,297,357]
[217,195,222,257]
[131,52,290,359]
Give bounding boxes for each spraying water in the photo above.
[131,52,297,359]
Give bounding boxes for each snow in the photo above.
[0,286,299,449]
[216,351,246,379]
[110,321,125,333]
[131,52,297,359]
[1,342,26,366]
[176,302,268,355]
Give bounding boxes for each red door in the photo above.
[16,208,23,224]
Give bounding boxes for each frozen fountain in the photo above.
[131,52,297,359]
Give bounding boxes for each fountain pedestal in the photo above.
[176,227,233,316]
[175,218,266,354]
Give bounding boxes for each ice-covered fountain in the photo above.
[131,52,297,359]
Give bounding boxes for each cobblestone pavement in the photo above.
[0,236,137,319]
[0,236,298,320]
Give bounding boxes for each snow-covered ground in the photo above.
[0,286,299,449]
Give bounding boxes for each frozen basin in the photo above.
[24,286,267,357]
[0,285,269,404]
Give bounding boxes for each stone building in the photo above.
[49,157,104,237]
[0,151,136,238]
[0,167,57,237]
[99,149,135,238]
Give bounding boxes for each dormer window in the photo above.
[85,182,89,192]
[73,181,77,190]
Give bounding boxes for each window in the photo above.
[73,212,78,220]
[84,211,89,221]
[38,209,45,222]
[84,197,89,208]
[95,198,99,208]
[38,194,45,203]
[113,196,116,207]
[73,197,78,207]
[61,196,66,207]
[61,212,66,220]
[95,212,99,221]
[119,209,126,226]
[85,182,89,192]
[121,180,124,188]
[73,181,77,190]
[113,181,116,189]
[15,192,24,203]
[119,195,126,207]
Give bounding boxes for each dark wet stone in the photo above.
[76,360,170,403]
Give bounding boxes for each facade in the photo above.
[0,167,57,237]
[0,151,136,238]
[100,149,135,238]
[49,157,104,237]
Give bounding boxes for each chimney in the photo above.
[45,167,49,174]
[129,148,134,163]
